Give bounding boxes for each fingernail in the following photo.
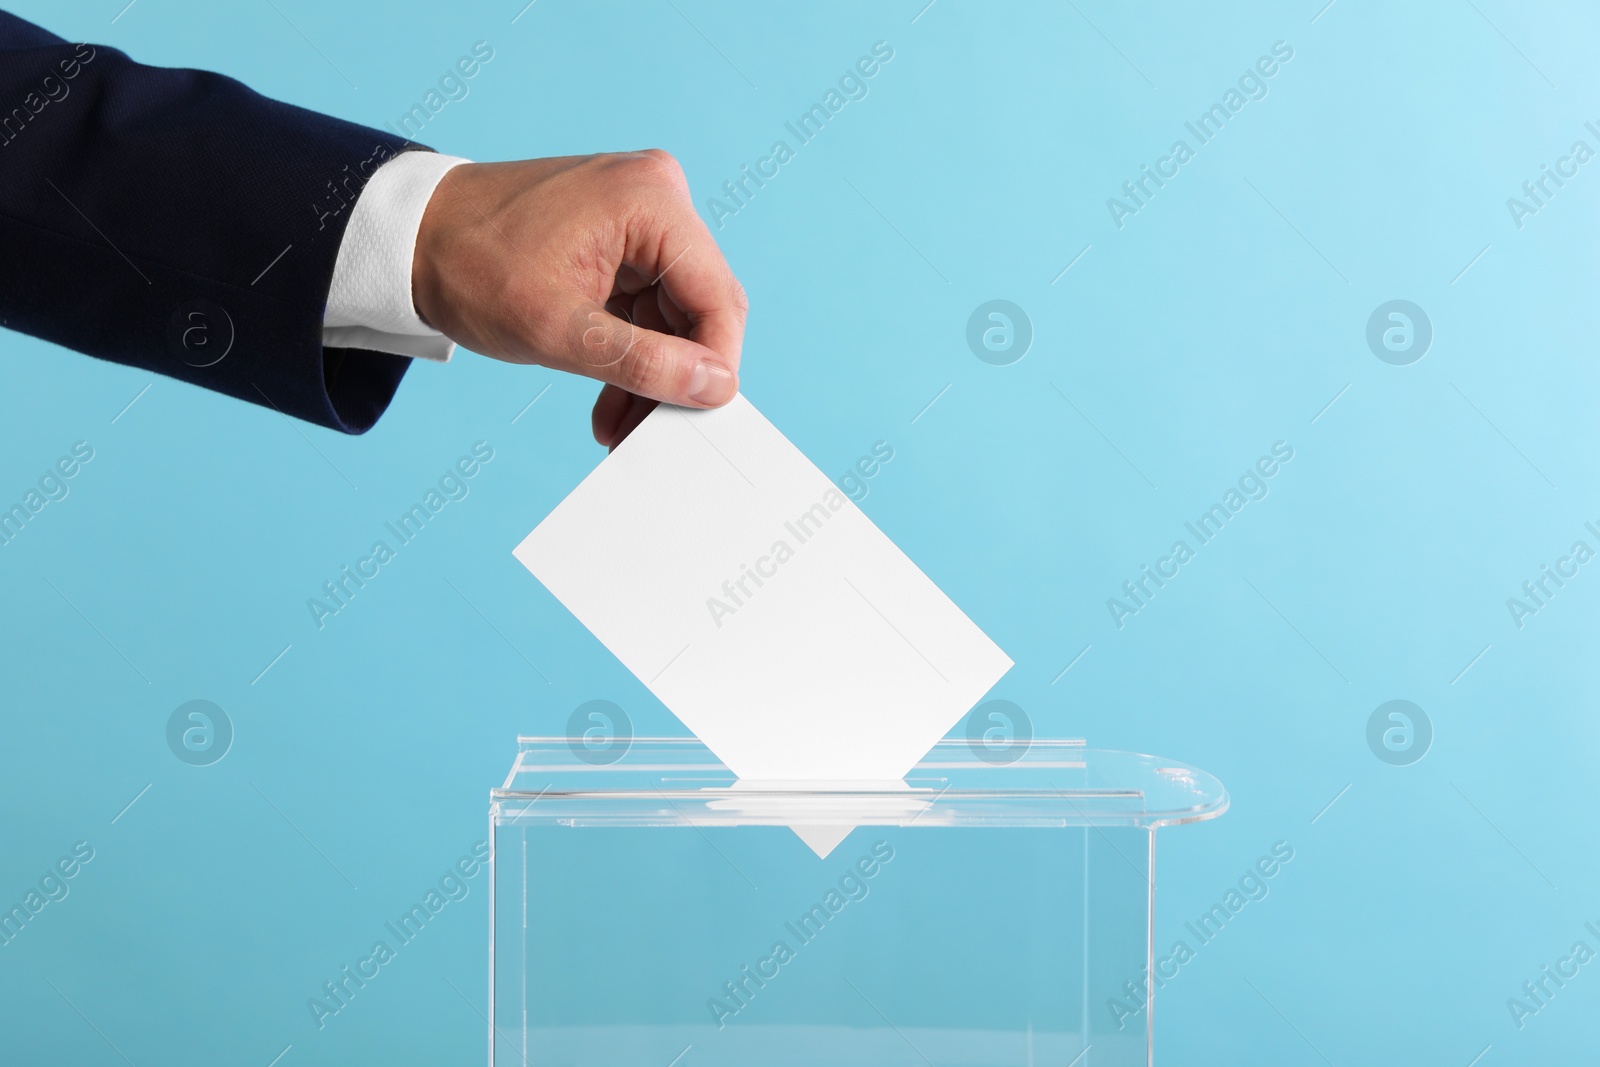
[688,361,735,405]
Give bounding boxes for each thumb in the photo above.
[556,299,738,408]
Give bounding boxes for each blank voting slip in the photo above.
[513,394,1012,790]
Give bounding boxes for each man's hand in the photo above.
[411,150,747,446]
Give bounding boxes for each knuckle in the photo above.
[637,147,679,169]
[633,148,686,186]
[562,305,629,370]
[619,336,676,396]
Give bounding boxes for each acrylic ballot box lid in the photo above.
[491,736,1229,829]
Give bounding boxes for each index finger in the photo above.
[624,193,748,371]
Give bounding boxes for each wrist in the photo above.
[405,156,473,333]
[412,174,453,332]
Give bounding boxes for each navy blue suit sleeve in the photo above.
[0,11,428,433]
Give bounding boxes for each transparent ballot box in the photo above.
[489,737,1227,1067]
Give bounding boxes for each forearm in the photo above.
[0,11,420,432]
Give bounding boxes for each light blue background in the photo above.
[2,0,1597,1063]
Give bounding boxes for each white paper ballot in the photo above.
[513,395,1011,855]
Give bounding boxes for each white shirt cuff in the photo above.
[323,151,471,362]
